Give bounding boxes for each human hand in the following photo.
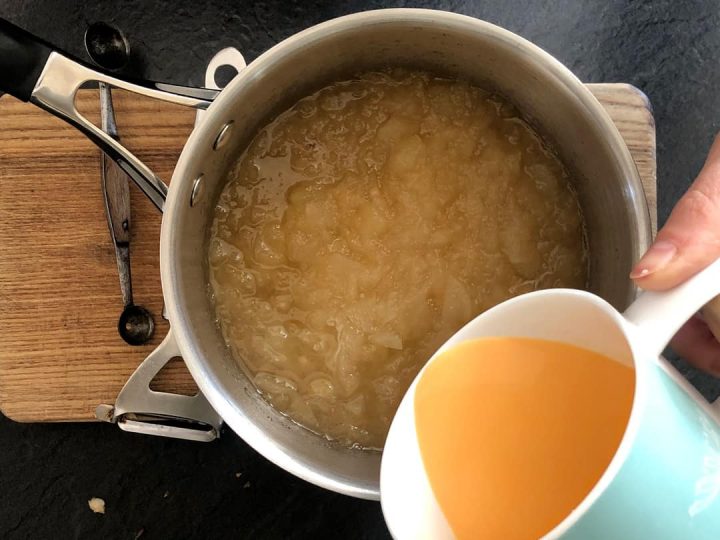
[631,135,720,376]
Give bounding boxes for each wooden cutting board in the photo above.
[0,83,657,423]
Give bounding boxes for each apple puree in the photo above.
[208,69,587,448]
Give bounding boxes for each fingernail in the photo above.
[630,240,678,279]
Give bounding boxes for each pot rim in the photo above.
[161,8,652,499]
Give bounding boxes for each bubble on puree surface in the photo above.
[208,69,588,448]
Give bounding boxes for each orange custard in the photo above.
[415,337,635,539]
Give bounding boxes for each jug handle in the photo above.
[0,17,219,212]
[624,259,720,357]
[624,259,720,412]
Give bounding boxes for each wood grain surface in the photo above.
[0,84,656,423]
[587,83,657,233]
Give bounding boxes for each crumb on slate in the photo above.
[163,490,169,498]
[235,472,242,478]
[88,497,105,514]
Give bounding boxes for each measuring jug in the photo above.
[382,260,720,539]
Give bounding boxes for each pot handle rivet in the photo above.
[213,121,234,151]
[190,174,205,208]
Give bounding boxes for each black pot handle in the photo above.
[0,17,221,212]
[0,18,52,101]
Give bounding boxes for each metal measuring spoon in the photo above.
[86,23,155,345]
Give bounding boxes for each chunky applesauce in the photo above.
[208,69,587,448]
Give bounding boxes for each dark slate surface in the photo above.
[1,1,719,538]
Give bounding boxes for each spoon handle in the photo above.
[100,83,134,309]
[624,259,720,357]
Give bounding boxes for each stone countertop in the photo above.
[1,1,719,538]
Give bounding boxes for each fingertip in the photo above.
[632,133,720,293]
[629,240,678,284]
[631,272,679,292]
[631,263,705,292]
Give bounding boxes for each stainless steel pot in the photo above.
[0,9,651,500]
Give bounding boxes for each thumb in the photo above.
[631,134,720,290]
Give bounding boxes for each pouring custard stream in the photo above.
[208,69,588,448]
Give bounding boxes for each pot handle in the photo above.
[195,46,246,126]
[0,18,219,212]
[95,47,249,442]
[96,48,248,442]
[95,329,223,442]
[0,17,51,100]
